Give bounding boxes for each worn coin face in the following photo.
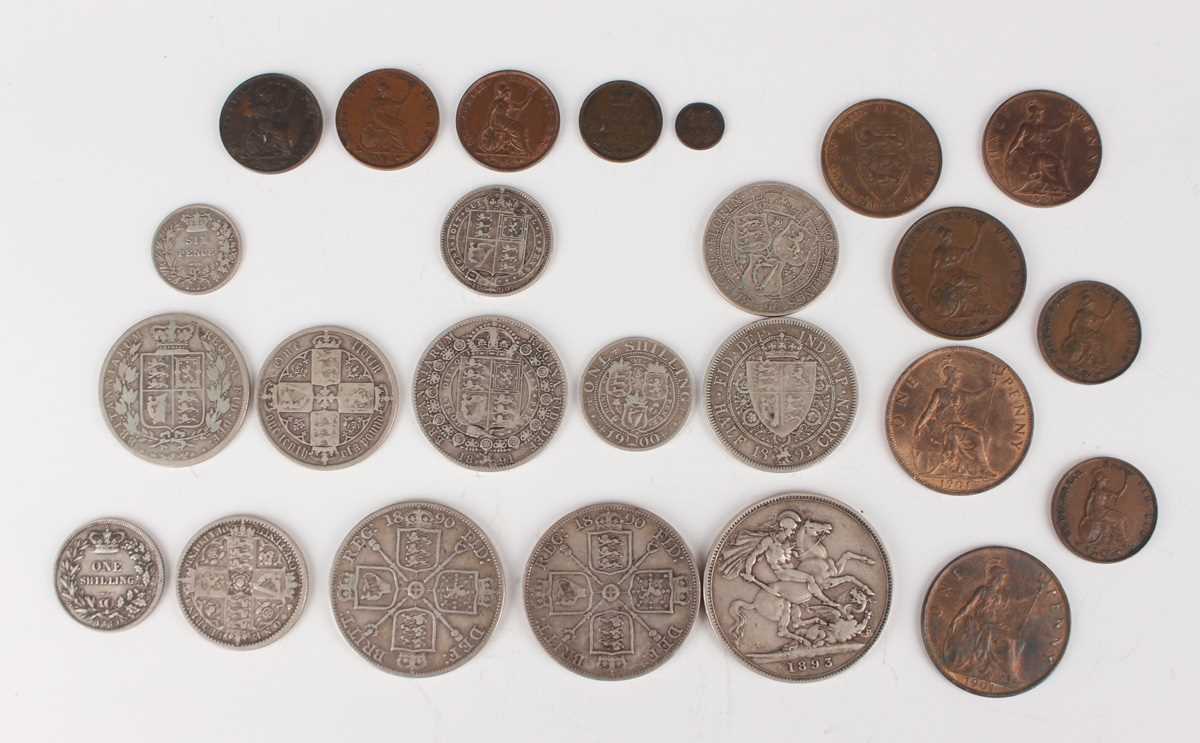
[100,313,250,466]
[892,207,1026,339]
[821,98,941,218]
[55,518,165,631]
[675,102,724,150]
[258,326,399,469]
[579,80,662,162]
[152,204,242,294]
[524,503,698,680]
[704,181,838,316]
[177,515,308,650]
[456,69,559,171]
[922,546,1070,697]
[1037,280,1140,384]
[331,501,503,677]
[440,185,552,295]
[983,89,1101,207]
[581,336,691,451]
[219,72,322,174]
[335,68,438,169]
[1052,457,1156,563]
[886,347,1032,495]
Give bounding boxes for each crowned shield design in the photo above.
[455,350,527,437]
[746,358,818,438]
[140,322,206,433]
[465,208,528,279]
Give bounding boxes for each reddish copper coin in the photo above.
[579,80,663,162]
[1037,280,1140,384]
[1052,457,1157,563]
[456,70,559,171]
[335,68,439,169]
[219,72,322,174]
[675,102,724,150]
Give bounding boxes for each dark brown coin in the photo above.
[675,102,724,150]
[922,546,1070,697]
[1052,457,1157,563]
[983,90,1101,207]
[335,68,439,169]
[1037,280,1140,384]
[892,207,1026,339]
[456,70,559,171]
[579,80,662,162]
[219,73,322,174]
[821,99,941,218]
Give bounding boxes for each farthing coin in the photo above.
[152,204,242,294]
[705,317,857,472]
[581,336,691,451]
[440,185,552,295]
[335,68,439,169]
[705,492,892,682]
[922,546,1070,697]
[524,503,699,680]
[578,80,663,162]
[1037,280,1140,384]
[703,181,838,316]
[1052,457,1157,563]
[177,515,308,649]
[886,346,1032,495]
[675,102,724,150]
[331,501,503,677]
[55,518,165,631]
[99,313,250,466]
[892,207,1026,339]
[258,326,398,469]
[413,315,566,471]
[219,72,323,174]
[456,69,559,171]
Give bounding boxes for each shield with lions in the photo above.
[746,360,817,437]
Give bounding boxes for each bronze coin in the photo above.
[219,72,322,174]
[579,80,663,162]
[983,89,1101,207]
[1051,457,1157,563]
[922,546,1070,697]
[821,98,941,218]
[335,68,439,169]
[892,207,1026,339]
[1037,280,1140,384]
[456,69,559,171]
[886,346,1033,495]
[675,102,724,150]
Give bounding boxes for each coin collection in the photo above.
[65,69,1156,694]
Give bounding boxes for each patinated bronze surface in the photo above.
[578,80,662,162]
[456,70,559,171]
[219,72,322,173]
[336,68,439,169]
[1038,280,1140,384]
[1052,457,1157,562]
[675,102,724,150]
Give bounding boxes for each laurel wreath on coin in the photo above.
[153,218,237,291]
[56,535,155,628]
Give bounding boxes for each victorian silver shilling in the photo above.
[100,313,250,466]
[331,501,504,677]
[440,185,552,295]
[705,317,857,471]
[704,492,892,682]
[177,515,308,650]
[524,503,699,680]
[703,181,838,316]
[55,518,166,632]
[581,336,692,451]
[151,204,242,294]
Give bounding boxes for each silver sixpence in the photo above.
[705,317,857,471]
[99,313,251,466]
[151,204,242,294]
[703,181,838,316]
[524,503,699,680]
[581,336,691,451]
[258,326,399,469]
[441,185,553,295]
[330,501,504,677]
[704,492,892,681]
[413,315,566,471]
[55,518,166,631]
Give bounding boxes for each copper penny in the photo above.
[1037,280,1140,384]
[983,89,1101,207]
[335,68,439,169]
[821,98,941,218]
[892,207,1026,339]
[579,80,662,162]
[1051,457,1157,563]
[456,70,559,171]
[219,72,322,174]
[886,347,1033,495]
[922,546,1070,697]
[675,102,724,150]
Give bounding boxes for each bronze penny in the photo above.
[922,546,1070,697]
[821,98,941,218]
[579,80,662,162]
[886,346,1033,495]
[456,69,559,171]
[335,68,439,169]
[892,207,1026,339]
[1052,457,1157,563]
[983,89,1101,207]
[675,102,724,150]
[219,72,322,174]
[1037,280,1140,384]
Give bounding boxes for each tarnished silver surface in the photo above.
[440,185,552,295]
[581,336,691,451]
[152,204,241,294]
[55,518,165,631]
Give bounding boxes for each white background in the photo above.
[2,1,1196,741]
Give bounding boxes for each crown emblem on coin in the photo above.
[152,320,196,350]
[181,212,209,232]
[312,331,343,349]
[468,327,517,360]
[228,523,256,539]
[762,332,802,361]
[88,527,126,555]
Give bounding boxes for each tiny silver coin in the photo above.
[55,518,166,631]
[152,204,242,294]
[581,336,691,451]
[440,185,552,295]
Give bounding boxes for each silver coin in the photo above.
[413,315,566,471]
[704,317,857,471]
[151,204,242,294]
[703,181,838,316]
[581,336,691,451]
[258,326,399,469]
[440,185,552,295]
[704,492,892,682]
[330,501,504,677]
[55,517,166,631]
[99,313,251,466]
[524,502,699,680]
